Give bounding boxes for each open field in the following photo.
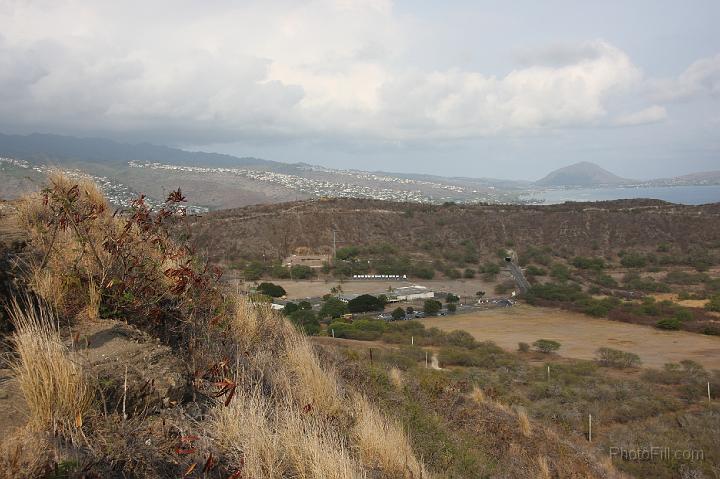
[424,304,720,369]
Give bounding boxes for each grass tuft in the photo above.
[7,299,94,442]
[516,406,532,438]
[352,395,426,478]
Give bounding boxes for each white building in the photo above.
[392,286,435,301]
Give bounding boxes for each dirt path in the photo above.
[424,304,720,370]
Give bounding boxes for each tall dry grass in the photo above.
[388,367,404,389]
[85,279,100,321]
[469,385,485,403]
[213,295,428,478]
[537,455,551,479]
[212,385,285,478]
[516,406,532,438]
[27,266,67,313]
[280,333,344,417]
[212,380,362,479]
[280,408,363,479]
[7,299,94,442]
[352,395,426,478]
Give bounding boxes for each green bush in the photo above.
[596,347,641,368]
[423,299,442,316]
[620,252,648,268]
[391,307,406,320]
[445,293,459,303]
[622,272,671,293]
[348,294,385,313]
[706,294,720,312]
[290,264,316,279]
[269,264,291,279]
[411,263,435,279]
[525,265,546,276]
[463,268,475,278]
[673,308,694,322]
[328,319,387,340]
[572,256,605,270]
[444,268,461,279]
[289,309,320,335]
[593,273,618,288]
[518,342,530,352]
[665,270,708,285]
[550,263,571,281]
[243,261,265,280]
[256,282,286,298]
[656,318,681,330]
[582,297,620,317]
[533,339,561,353]
[318,297,349,319]
[445,330,476,348]
[479,262,500,280]
[283,302,298,315]
[526,282,586,302]
[335,246,360,260]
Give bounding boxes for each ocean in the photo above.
[522,185,720,206]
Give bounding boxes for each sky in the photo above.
[0,0,718,180]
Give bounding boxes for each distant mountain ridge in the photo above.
[534,161,633,187]
[0,132,276,168]
[1,133,718,208]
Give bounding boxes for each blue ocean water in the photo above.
[524,185,720,206]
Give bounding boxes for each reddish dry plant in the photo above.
[34,178,227,356]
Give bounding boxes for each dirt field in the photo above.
[424,304,720,369]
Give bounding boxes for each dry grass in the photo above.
[469,385,485,403]
[212,383,362,479]
[516,406,532,438]
[0,429,55,479]
[85,279,100,321]
[215,295,428,477]
[280,333,344,418]
[537,455,551,479]
[352,395,426,478]
[212,386,285,478]
[27,266,66,313]
[388,367,404,389]
[280,409,363,479]
[15,191,50,232]
[47,170,108,212]
[7,299,94,442]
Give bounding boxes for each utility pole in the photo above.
[332,230,337,262]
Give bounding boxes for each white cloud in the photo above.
[614,105,667,126]
[0,0,710,145]
[651,54,720,102]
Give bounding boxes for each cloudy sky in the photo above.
[1,0,718,179]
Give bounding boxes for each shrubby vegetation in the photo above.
[347,294,386,313]
[533,339,561,353]
[318,296,349,319]
[256,282,286,298]
[423,299,442,316]
[622,272,671,293]
[571,256,605,270]
[595,347,641,368]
